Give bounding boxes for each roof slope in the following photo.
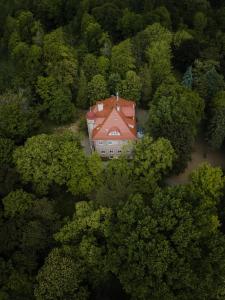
[87,96,137,140]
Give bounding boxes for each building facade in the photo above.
[86,96,137,158]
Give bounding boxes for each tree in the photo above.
[54,200,112,282]
[88,74,109,105]
[190,163,224,207]
[146,40,172,91]
[193,11,207,36]
[97,56,110,78]
[148,82,204,172]
[132,136,175,194]
[207,91,225,149]
[82,53,99,81]
[107,187,225,299]
[139,64,152,107]
[95,158,135,208]
[0,92,40,142]
[81,13,105,53]
[13,133,102,195]
[32,0,63,25]
[117,8,144,38]
[0,191,60,300]
[0,138,14,169]
[76,69,88,109]
[35,248,89,300]
[118,71,142,103]
[11,42,43,89]
[108,73,121,95]
[132,23,172,67]
[43,28,78,88]
[36,76,75,124]
[2,189,34,218]
[148,6,172,29]
[193,59,225,101]
[111,39,135,78]
[92,3,121,37]
[173,29,193,48]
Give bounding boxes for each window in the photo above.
[109,150,114,153]
[118,150,122,153]
[109,131,120,136]
[99,141,103,145]
[108,141,112,145]
[101,150,106,154]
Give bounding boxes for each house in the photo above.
[86,95,137,158]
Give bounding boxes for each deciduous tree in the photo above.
[148,82,204,171]
[88,74,109,104]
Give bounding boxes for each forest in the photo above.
[1,0,225,299]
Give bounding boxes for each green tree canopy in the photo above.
[36,76,75,124]
[0,138,15,169]
[132,136,175,194]
[87,74,109,104]
[35,248,89,300]
[146,40,172,91]
[193,59,225,101]
[0,92,40,142]
[118,70,142,103]
[148,82,204,171]
[13,132,103,195]
[111,39,135,78]
[207,91,225,149]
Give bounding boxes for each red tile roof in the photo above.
[87,96,137,140]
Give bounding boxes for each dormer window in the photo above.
[109,131,120,136]
[108,127,121,136]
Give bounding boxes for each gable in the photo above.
[93,108,136,140]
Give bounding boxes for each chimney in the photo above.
[97,102,104,111]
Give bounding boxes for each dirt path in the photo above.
[166,137,225,185]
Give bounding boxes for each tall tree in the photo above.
[146,40,172,91]
[36,76,75,124]
[13,133,103,195]
[76,69,88,109]
[193,59,225,101]
[148,82,204,172]
[87,74,109,105]
[118,70,142,103]
[0,92,40,142]
[207,91,225,149]
[111,39,135,78]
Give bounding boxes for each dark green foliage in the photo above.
[148,82,204,172]
[76,69,88,109]
[1,2,225,299]
[118,9,144,38]
[193,59,225,101]
[0,190,60,299]
[13,132,103,195]
[173,38,200,72]
[92,3,121,37]
[36,76,75,124]
[35,248,89,300]
[118,70,142,103]
[88,74,109,104]
[0,92,40,142]
[0,138,14,169]
[207,91,225,149]
[82,53,99,81]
